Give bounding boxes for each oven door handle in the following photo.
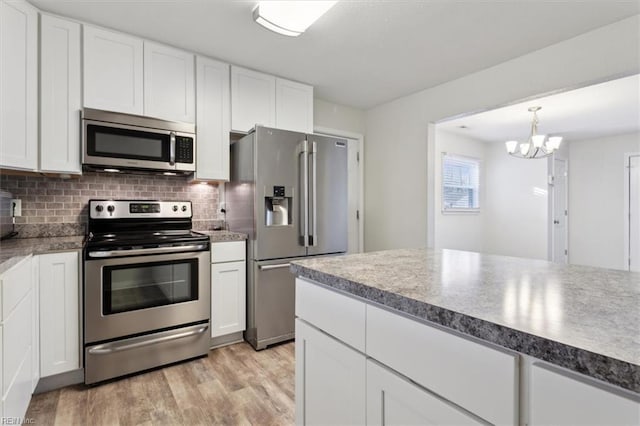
[258,263,291,271]
[88,324,209,355]
[87,243,209,258]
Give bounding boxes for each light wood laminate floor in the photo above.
[26,342,295,426]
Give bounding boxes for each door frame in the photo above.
[623,152,640,271]
[548,155,569,263]
[314,126,364,253]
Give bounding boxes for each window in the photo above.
[442,153,480,212]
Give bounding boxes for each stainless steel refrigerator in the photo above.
[226,126,348,350]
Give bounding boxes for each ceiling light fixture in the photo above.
[505,106,562,159]
[252,1,337,37]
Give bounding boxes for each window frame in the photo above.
[441,152,481,214]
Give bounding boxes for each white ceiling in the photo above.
[30,0,639,110]
[437,74,640,143]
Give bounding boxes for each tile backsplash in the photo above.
[0,172,222,237]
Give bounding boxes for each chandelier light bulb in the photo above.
[505,140,518,154]
[547,136,563,150]
[520,143,530,156]
[532,134,545,148]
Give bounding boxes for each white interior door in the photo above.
[629,155,640,271]
[347,138,361,253]
[552,159,568,263]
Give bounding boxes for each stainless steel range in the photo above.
[83,200,210,384]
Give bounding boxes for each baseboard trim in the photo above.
[35,369,84,393]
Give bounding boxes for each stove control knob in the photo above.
[95,205,103,212]
[181,205,187,212]
[172,205,178,212]
[107,205,115,213]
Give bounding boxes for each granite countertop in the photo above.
[0,236,85,274]
[290,248,640,393]
[196,230,247,242]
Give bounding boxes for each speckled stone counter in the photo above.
[290,248,640,393]
[196,230,247,242]
[0,236,84,274]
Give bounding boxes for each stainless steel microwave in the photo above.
[82,108,196,174]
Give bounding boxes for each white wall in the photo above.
[483,142,548,259]
[364,15,640,252]
[435,130,548,259]
[434,129,485,252]
[314,98,365,135]
[568,132,640,269]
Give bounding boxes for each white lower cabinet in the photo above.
[38,251,80,377]
[529,362,640,426]
[211,241,246,338]
[366,360,483,425]
[295,319,366,426]
[0,256,34,420]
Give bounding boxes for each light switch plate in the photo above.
[11,199,21,216]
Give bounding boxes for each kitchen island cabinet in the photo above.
[291,248,640,425]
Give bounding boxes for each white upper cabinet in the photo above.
[83,25,144,115]
[194,56,230,181]
[230,66,314,133]
[276,78,313,133]
[40,14,82,174]
[0,0,38,171]
[144,42,195,123]
[231,66,276,133]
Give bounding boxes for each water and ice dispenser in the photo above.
[265,185,292,226]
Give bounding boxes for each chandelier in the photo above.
[505,106,562,159]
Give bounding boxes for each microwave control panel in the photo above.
[175,136,194,163]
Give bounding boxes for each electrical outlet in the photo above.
[11,199,21,216]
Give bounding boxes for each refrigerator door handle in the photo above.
[310,141,318,246]
[298,140,309,247]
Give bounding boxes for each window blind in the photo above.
[442,154,480,211]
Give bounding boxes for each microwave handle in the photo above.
[169,132,176,165]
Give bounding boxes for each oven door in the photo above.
[84,249,210,343]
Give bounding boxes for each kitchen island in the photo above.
[290,248,639,425]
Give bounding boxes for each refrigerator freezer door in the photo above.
[307,134,348,256]
[254,127,307,260]
[247,258,297,350]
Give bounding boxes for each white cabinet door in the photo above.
[275,78,313,133]
[231,66,275,133]
[0,0,38,171]
[211,260,245,338]
[39,252,80,377]
[40,14,82,174]
[143,41,195,123]
[83,25,143,115]
[295,319,366,426]
[194,56,230,181]
[529,362,640,426]
[367,360,483,425]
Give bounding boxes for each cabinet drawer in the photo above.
[366,304,518,425]
[211,241,245,263]
[296,278,365,352]
[530,362,640,425]
[0,256,32,321]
